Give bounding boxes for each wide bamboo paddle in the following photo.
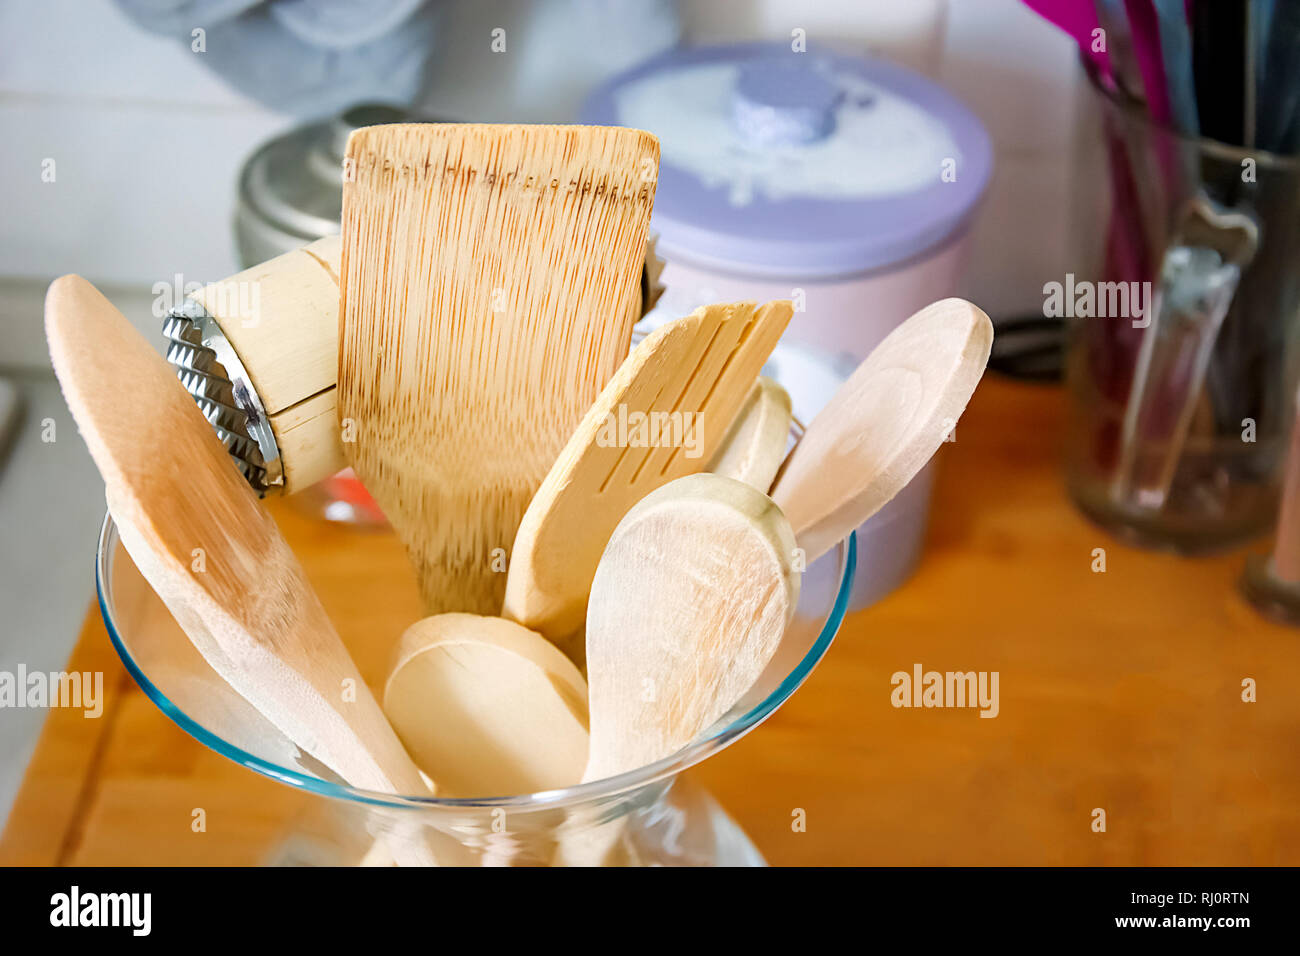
[582,473,799,782]
[707,375,792,493]
[46,277,437,861]
[383,614,589,797]
[772,298,993,563]
[339,123,658,615]
[503,301,792,653]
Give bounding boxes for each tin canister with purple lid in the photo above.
[583,41,993,608]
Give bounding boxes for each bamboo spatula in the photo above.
[773,298,993,563]
[46,276,432,803]
[582,473,799,782]
[503,301,792,652]
[339,123,659,615]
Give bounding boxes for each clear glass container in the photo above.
[1064,65,1300,553]
[95,505,855,866]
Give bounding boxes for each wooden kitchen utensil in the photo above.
[582,473,799,782]
[339,123,659,615]
[46,276,434,806]
[383,614,589,797]
[707,375,792,494]
[503,301,793,652]
[166,236,345,495]
[772,297,993,563]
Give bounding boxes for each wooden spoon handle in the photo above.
[773,298,993,563]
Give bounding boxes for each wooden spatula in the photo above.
[339,123,659,616]
[46,275,432,803]
[582,473,799,782]
[773,297,993,563]
[707,375,792,493]
[383,613,589,797]
[503,301,792,652]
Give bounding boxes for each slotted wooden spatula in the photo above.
[46,276,433,808]
[773,297,993,563]
[582,473,799,782]
[503,301,792,652]
[339,123,659,615]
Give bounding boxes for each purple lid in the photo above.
[582,42,993,279]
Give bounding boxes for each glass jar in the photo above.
[94,503,855,866]
[1063,66,1300,552]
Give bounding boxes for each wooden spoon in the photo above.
[707,375,792,493]
[383,614,589,797]
[46,276,435,826]
[582,473,799,782]
[339,123,658,616]
[773,298,993,563]
[503,301,792,654]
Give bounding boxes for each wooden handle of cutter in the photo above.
[193,236,346,494]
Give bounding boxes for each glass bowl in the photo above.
[96,494,855,866]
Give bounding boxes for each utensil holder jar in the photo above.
[1063,65,1300,553]
[95,511,855,866]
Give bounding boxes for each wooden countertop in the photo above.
[3,377,1298,866]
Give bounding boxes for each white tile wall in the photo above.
[678,0,951,72]
[939,0,1090,318]
[0,0,287,300]
[0,100,285,285]
[0,0,251,105]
